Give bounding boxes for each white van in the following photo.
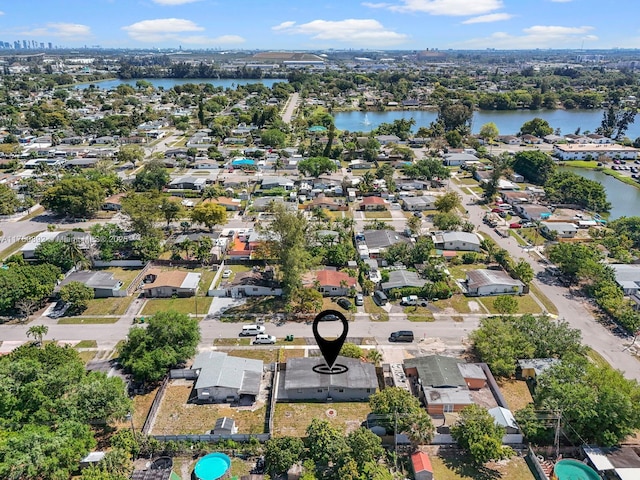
[239,325,265,337]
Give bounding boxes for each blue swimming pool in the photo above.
[194,452,231,480]
[231,158,255,166]
[554,459,600,480]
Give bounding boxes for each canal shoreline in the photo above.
[558,161,640,190]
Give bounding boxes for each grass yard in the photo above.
[446,264,484,280]
[363,210,392,219]
[141,296,212,316]
[131,387,159,431]
[280,348,306,360]
[227,348,278,364]
[221,296,286,321]
[77,351,96,364]
[497,379,533,412]
[559,160,599,169]
[478,295,543,315]
[529,283,559,316]
[403,306,435,322]
[519,228,546,246]
[58,317,120,324]
[433,295,472,314]
[509,230,528,246]
[273,402,370,437]
[586,347,611,368]
[75,340,97,348]
[99,267,145,289]
[456,177,480,186]
[364,296,389,321]
[153,384,267,435]
[214,338,252,346]
[603,168,640,189]
[82,296,135,316]
[18,206,45,221]
[432,455,535,480]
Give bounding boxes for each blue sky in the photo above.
[1,0,639,50]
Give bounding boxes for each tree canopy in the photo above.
[0,263,60,315]
[545,171,610,213]
[133,159,170,192]
[42,176,105,218]
[512,150,556,185]
[403,158,450,181]
[519,117,553,137]
[119,310,201,382]
[297,156,338,177]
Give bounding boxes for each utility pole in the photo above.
[554,410,562,460]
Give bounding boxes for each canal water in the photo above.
[558,166,640,220]
[75,78,288,90]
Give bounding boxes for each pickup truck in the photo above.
[400,295,428,307]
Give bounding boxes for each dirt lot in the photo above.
[152,382,267,435]
[497,378,533,412]
[429,452,535,480]
[273,402,371,437]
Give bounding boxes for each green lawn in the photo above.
[456,177,480,186]
[432,455,535,480]
[519,228,546,246]
[603,168,640,189]
[509,230,528,246]
[82,296,135,316]
[403,306,434,322]
[58,317,120,324]
[586,347,611,368]
[433,295,472,314]
[363,210,391,219]
[77,351,97,364]
[477,294,543,315]
[75,340,97,348]
[141,296,212,316]
[99,267,144,289]
[364,296,389,321]
[227,348,278,364]
[559,160,599,169]
[220,296,287,321]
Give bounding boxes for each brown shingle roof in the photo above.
[142,270,189,289]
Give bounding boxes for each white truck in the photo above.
[400,295,428,307]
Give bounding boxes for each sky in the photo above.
[2,0,640,51]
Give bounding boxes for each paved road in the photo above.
[281,93,299,124]
[450,175,640,382]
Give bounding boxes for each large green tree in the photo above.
[133,159,170,192]
[451,405,514,465]
[305,418,349,468]
[42,176,105,218]
[512,150,556,185]
[519,117,553,137]
[403,158,450,181]
[297,156,338,177]
[59,281,95,314]
[0,263,60,315]
[545,171,610,213]
[0,183,20,215]
[190,202,227,231]
[119,310,201,382]
[368,387,434,444]
[264,436,304,477]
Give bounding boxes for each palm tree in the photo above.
[480,239,497,264]
[366,349,383,366]
[26,325,49,347]
[63,236,89,270]
[272,157,284,174]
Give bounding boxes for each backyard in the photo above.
[496,378,533,412]
[272,402,371,437]
[152,383,267,435]
[431,454,535,480]
[478,294,543,315]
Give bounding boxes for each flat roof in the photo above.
[555,144,639,152]
[284,356,378,390]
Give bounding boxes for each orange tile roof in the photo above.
[315,269,357,287]
[411,452,433,473]
[361,196,385,205]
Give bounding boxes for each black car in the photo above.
[337,298,352,310]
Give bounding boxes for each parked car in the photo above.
[354,293,364,306]
[509,223,522,229]
[222,269,232,278]
[337,298,352,310]
[253,334,276,345]
[521,222,535,228]
[400,295,428,307]
[240,325,266,336]
[413,211,423,218]
[491,208,504,213]
[389,330,415,342]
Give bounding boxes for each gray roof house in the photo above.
[433,231,481,252]
[540,221,578,238]
[382,270,428,291]
[20,231,92,260]
[192,351,264,403]
[362,230,409,255]
[517,358,561,380]
[611,264,640,295]
[443,152,479,166]
[465,269,524,296]
[168,176,207,191]
[56,270,124,298]
[488,406,524,444]
[402,195,437,211]
[280,357,378,401]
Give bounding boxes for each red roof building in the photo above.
[360,196,387,211]
[411,451,434,480]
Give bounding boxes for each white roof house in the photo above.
[191,351,263,403]
[611,264,640,295]
[466,269,524,296]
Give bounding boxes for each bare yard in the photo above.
[273,402,370,437]
[497,379,533,412]
[153,383,266,435]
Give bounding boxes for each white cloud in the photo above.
[0,11,4,16]
[19,23,92,39]
[271,18,408,47]
[361,2,392,7]
[386,0,503,15]
[122,18,243,45]
[151,0,202,4]
[456,24,597,49]
[462,13,513,24]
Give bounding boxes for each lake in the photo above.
[559,166,640,220]
[333,109,640,139]
[75,78,288,90]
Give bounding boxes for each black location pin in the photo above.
[312,309,349,375]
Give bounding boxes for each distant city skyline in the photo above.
[2,0,640,51]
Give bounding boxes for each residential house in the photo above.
[543,134,563,144]
[141,269,201,298]
[191,351,263,403]
[443,152,479,166]
[514,204,552,221]
[102,192,125,211]
[402,195,436,211]
[411,452,434,480]
[307,269,357,297]
[540,221,578,238]
[260,176,295,191]
[193,159,219,169]
[306,194,345,211]
[56,271,124,298]
[224,268,282,298]
[488,407,524,444]
[404,355,487,415]
[501,191,531,205]
[521,134,543,144]
[432,231,481,252]
[279,356,378,401]
[252,196,286,212]
[205,196,241,211]
[20,231,92,260]
[360,229,409,258]
[375,134,401,145]
[511,172,525,183]
[553,144,639,160]
[564,134,589,144]
[381,270,427,291]
[65,158,99,168]
[360,196,387,211]
[586,133,613,144]
[169,176,207,191]
[465,269,524,296]
[611,264,640,295]
[498,135,520,145]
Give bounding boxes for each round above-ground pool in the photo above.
[194,453,231,480]
[554,459,600,480]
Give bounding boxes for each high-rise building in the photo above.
[22,40,27,49]
[48,42,53,49]
[14,41,20,49]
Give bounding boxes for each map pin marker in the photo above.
[312,309,349,375]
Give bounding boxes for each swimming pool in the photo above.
[554,459,600,480]
[194,452,231,480]
[231,158,255,166]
